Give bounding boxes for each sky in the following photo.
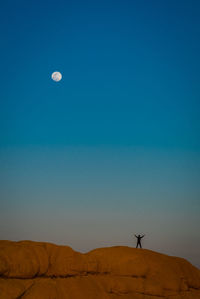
[0,0,200,267]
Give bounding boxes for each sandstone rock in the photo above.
[0,240,200,298]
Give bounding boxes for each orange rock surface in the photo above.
[0,240,200,298]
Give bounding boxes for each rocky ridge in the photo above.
[0,240,200,298]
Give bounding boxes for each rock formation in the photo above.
[0,240,200,298]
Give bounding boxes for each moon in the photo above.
[51,71,62,82]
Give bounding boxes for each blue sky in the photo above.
[0,0,200,267]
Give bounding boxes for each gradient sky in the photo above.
[0,0,200,267]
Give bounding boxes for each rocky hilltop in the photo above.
[0,240,200,298]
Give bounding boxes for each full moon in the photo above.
[51,71,62,82]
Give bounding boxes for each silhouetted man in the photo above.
[134,234,145,248]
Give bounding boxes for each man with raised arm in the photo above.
[134,234,145,248]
